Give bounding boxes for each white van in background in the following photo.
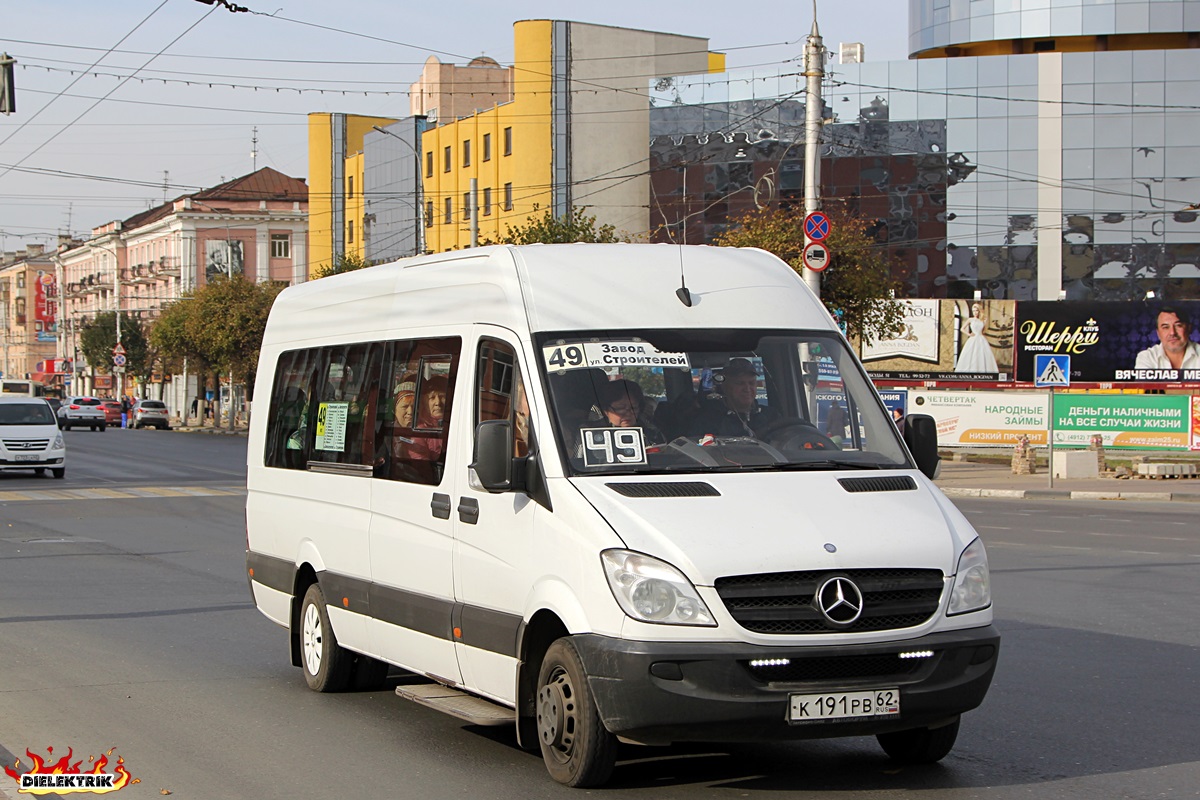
[246,244,998,787]
[0,396,66,478]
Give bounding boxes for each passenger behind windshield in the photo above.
[689,358,778,438]
[597,379,665,444]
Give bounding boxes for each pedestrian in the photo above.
[120,395,131,429]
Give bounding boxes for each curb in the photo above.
[939,486,1196,502]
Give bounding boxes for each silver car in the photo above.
[133,399,170,430]
[57,396,108,432]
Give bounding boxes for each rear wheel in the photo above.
[536,638,617,787]
[99,423,106,432]
[51,468,65,479]
[62,423,71,431]
[877,718,960,764]
[299,583,353,692]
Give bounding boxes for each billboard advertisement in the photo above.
[1015,301,1200,383]
[33,270,57,343]
[907,390,1048,446]
[861,300,1015,381]
[1051,394,1192,450]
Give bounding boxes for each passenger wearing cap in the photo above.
[689,358,778,438]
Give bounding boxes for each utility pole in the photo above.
[251,127,258,171]
[802,2,825,298]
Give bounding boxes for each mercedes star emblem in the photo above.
[815,576,864,627]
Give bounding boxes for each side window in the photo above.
[377,337,461,485]
[264,348,321,470]
[312,343,379,466]
[476,339,529,456]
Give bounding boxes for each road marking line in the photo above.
[0,486,244,504]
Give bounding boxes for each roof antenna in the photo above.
[675,245,693,307]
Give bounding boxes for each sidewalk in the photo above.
[934,458,1200,503]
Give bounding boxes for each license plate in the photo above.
[788,688,900,723]
[14,454,39,462]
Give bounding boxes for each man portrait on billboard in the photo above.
[1134,307,1200,371]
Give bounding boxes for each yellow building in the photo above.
[310,20,723,260]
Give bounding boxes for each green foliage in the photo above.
[714,204,905,346]
[488,206,625,245]
[79,311,149,379]
[149,276,286,399]
[311,251,373,280]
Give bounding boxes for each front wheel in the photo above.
[299,583,354,692]
[876,717,960,764]
[536,638,617,787]
[51,468,65,479]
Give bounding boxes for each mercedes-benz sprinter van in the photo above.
[246,244,998,787]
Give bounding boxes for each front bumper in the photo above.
[0,455,64,469]
[573,625,999,745]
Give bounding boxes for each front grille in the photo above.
[2,438,49,450]
[744,653,931,684]
[715,568,944,634]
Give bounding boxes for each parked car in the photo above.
[100,399,124,425]
[57,396,107,431]
[0,396,66,478]
[133,399,170,430]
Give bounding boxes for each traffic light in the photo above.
[0,53,14,115]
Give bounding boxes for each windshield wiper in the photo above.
[777,459,891,471]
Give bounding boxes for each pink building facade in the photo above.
[56,167,308,400]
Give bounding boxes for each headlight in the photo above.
[948,537,991,616]
[53,434,65,449]
[601,549,716,626]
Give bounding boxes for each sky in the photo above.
[0,0,909,251]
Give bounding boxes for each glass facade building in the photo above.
[648,0,1200,301]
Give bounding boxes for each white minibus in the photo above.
[246,244,998,787]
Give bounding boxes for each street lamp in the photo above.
[371,124,425,257]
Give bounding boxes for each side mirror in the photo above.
[471,419,513,491]
[903,413,940,480]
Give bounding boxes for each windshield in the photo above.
[537,330,910,476]
[0,403,57,426]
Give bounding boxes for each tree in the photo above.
[79,311,149,385]
[714,203,904,346]
[488,206,625,245]
[311,251,373,280]
[149,276,286,424]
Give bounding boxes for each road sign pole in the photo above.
[1047,388,1055,489]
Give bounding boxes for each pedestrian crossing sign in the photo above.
[1034,354,1070,387]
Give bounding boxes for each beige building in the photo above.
[0,244,63,389]
[409,55,512,123]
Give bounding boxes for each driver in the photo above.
[690,358,778,438]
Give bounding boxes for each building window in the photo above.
[463,192,471,219]
[462,139,471,167]
[483,187,492,216]
[271,234,291,259]
[503,127,512,156]
[425,151,433,178]
[347,220,355,244]
[483,133,492,162]
[347,175,354,198]
[504,182,513,211]
[444,146,452,173]
[444,197,453,224]
[425,200,434,227]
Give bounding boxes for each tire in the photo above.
[299,583,354,692]
[52,468,65,479]
[62,424,71,431]
[33,468,45,476]
[536,638,617,787]
[877,717,960,764]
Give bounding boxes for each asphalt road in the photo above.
[0,434,1196,799]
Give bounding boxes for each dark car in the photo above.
[132,400,170,430]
